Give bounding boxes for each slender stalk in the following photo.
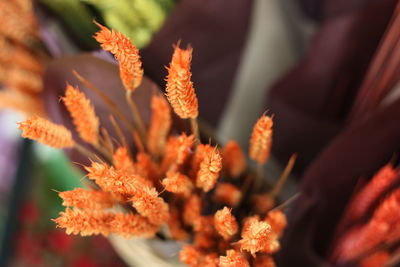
[125,90,148,149]
[190,117,200,146]
[269,153,297,199]
[74,143,98,160]
[269,193,300,212]
[72,70,134,132]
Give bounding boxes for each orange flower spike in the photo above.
[196,146,222,192]
[191,144,214,177]
[249,114,273,164]
[265,210,287,237]
[135,152,158,184]
[53,208,114,236]
[345,164,397,222]
[183,194,201,225]
[252,194,275,214]
[18,116,75,148]
[202,253,219,267]
[193,216,215,234]
[253,255,276,267]
[179,245,203,267]
[214,183,242,207]
[166,43,199,119]
[161,134,195,172]
[131,186,169,225]
[214,207,239,240]
[359,251,390,267]
[94,22,143,90]
[113,147,135,173]
[59,188,114,210]
[239,218,272,256]
[62,84,100,145]
[219,250,250,267]
[162,171,194,196]
[222,140,246,178]
[194,231,216,250]
[109,213,158,238]
[148,94,172,156]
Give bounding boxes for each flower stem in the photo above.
[125,90,148,150]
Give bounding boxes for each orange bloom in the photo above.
[191,143,214,177]
[148,94,172,156]
[165,43,198,119]
[168,207,189,241]
[62,84,99,145]
[110,213,158,238]
[130,186,169,225]
[249,115,273,164]
[94,22,143,90]
[214,183,242,207]
[162,171,194,196]
[59,188,114,210]
[193,216,215,234]
[161,134,195,172]
[222,140,246,178]
[239,218,272,256]
[202,253,219,267]
[214,207,238,240]
[18,116,75,148]
[85,161,150,197]
[135,152,158,184]
[359,251,390,267]
[179,245,203,267]
[265,210,287,238]
[53,208,114,236]
[183,194,201,225]
[196,146,222,192]
[113,147,135,173]
[253,255,276,267]
[219,250,250,267]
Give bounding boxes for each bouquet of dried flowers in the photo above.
[18,23,294,267]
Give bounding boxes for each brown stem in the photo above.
[269,153,297,199]
[125,90,148,150]
[190,117,200,146]
[74,143,99,160]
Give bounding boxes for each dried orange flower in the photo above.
[202,253,219,267]
[194,231,216,250]
[135,152,158,184]
[253,255,276,267]
[261,233,280,254]
[18,116,75,148]
[131,186,169,225]
[239,218,272,256]
[193,216,215,234]
[252,194,275,214]
[94,23,143,90]
[196,146,222,192]
[191,143,214,177]
[148,94,171,156]
[168,207,189,241]
[165,43,198,119]
[179,245,203,267]
[85,162,150,197]
[162,134,195,172]
[162,171,194,196]
[214,207,238,240]
[110,213,158,238]
[62,84,99,145]
[359,251,389,267]
[249,115,273,164]
[183,194,201,225]
[53,208,114,236]
[214,183,242,207]
[113,147,135,173]
[265,210,287,237]
[222,140,246,178]
[59,188,114,210]
[219,250,250,267]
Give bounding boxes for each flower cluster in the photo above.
[18,24,289,266]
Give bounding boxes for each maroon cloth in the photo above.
[269,0,397,173]
[141,0,253,126]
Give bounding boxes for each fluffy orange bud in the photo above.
[249,115,273,164]
[18,116,75,148]
[219,250,249,267]
[214,207,238,240]
[148,94,172,155]
[165,43,198,119]
[183,194,201,226]
[239,218,272,256]
[162,171,194,196]
[110,213,158,238]
[196,147,222,192]
[222,140,246,178]
[62,84,99,145]
[59,188,114,210]
[214,183,242,207]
